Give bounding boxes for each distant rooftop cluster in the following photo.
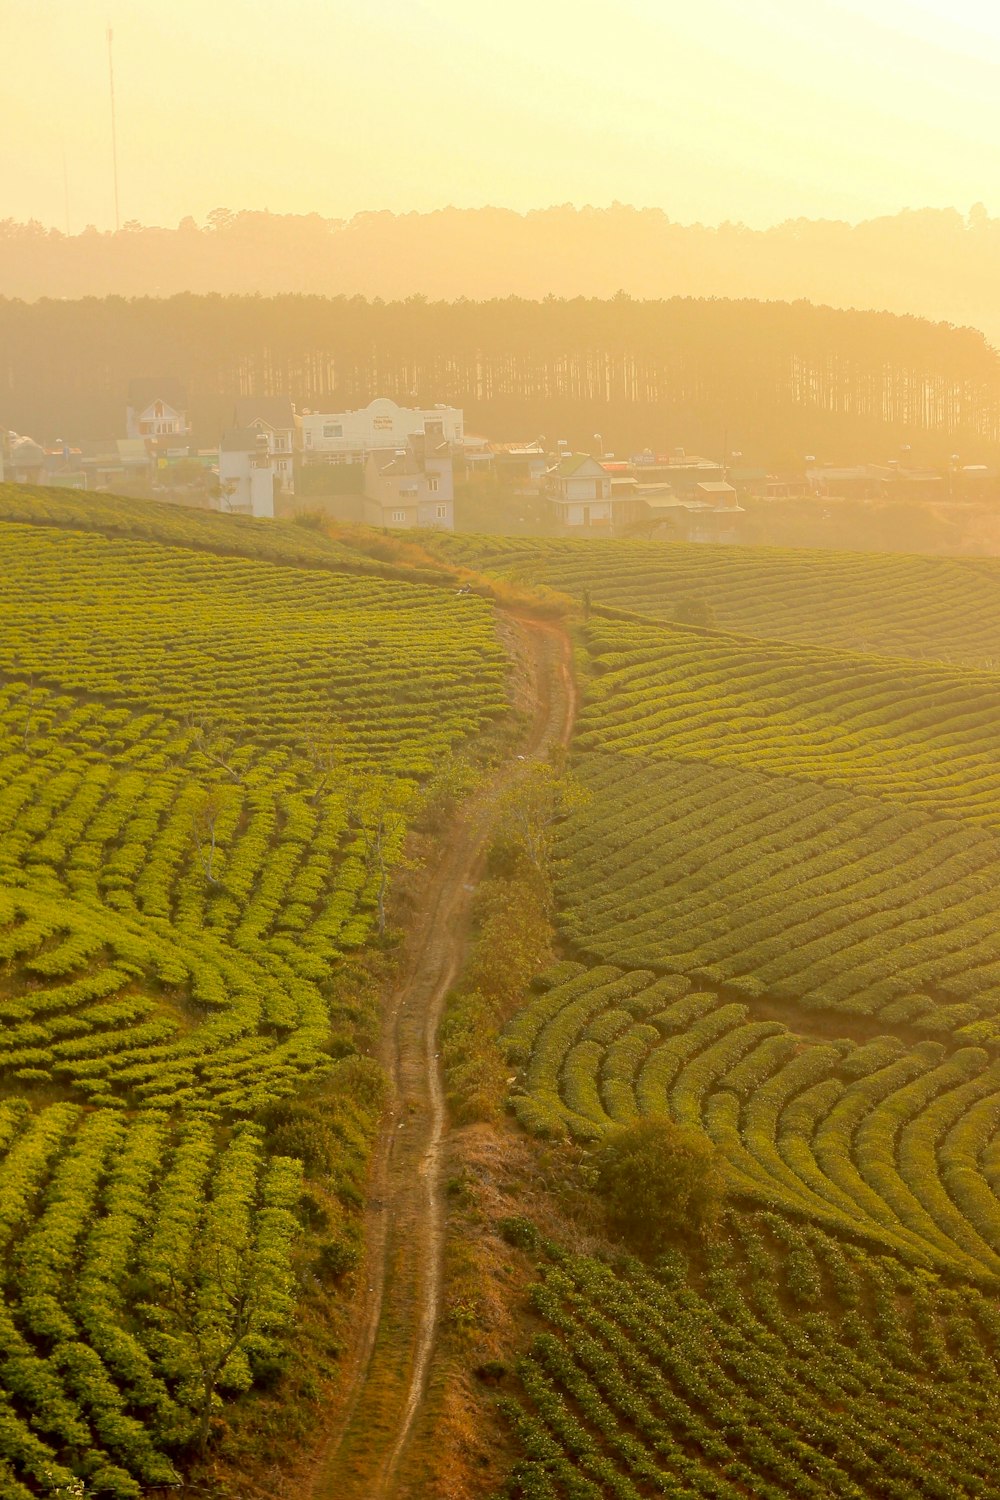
[5,384,998,539]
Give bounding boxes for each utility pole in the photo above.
[61,145,70,236]
[107,24,120,231]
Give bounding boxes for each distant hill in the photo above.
[2,204,998,347]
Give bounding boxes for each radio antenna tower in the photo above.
[107,24,120,231]
[61,145,71,236]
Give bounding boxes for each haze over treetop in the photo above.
[3,207,999,348]
[5,1,997,232]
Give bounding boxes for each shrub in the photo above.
[317,1237,359,1282]
[592,1115,725,1249]
[264,1104,338,1179]
[499,1216,540,1251]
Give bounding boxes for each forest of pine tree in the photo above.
[2,292,998,463]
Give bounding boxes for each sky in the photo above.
[2,0,998,233]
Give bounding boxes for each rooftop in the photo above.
[220,427,269,454]
[233,396,295,429]
[551,453,606,478]
[127,376,188,411]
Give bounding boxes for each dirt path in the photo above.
[310,615,575,1500]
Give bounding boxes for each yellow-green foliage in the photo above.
[592,1115,725,1247]
[0,490,510,1493]
[0,521,506,769]
[441,534,1000,1498]
[431,532,1000,666]
[501,1211,1000,1500]
[507,965,1000,1279]
[556,615,1000,1031]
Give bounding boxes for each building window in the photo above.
[391,510,406,522]
[273,436,285,450]
[322,423,343,439]
[427,475,439,493]
[436,504,447,519]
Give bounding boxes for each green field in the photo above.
[0,488,508,1495]
[462,533,1000,1497]
[507,964,1000,1278]
[502,1215,1000,1500]
[7,500,1000,1497]
[432,533,1000,666]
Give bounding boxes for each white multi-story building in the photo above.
[547,453,647,533]
[233,397,297,493]
[218,430,275,519]
[300,397,463,463]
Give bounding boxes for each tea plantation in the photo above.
[452,534,1000,1499]
[433,533,1000,666]
[0,488,508,1495]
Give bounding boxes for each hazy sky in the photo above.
[3,0,998,232]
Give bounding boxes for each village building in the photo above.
[640,480,744,543]
[730,467,810,499]
[493,441,549,491]
[547,453,645,531]
[301,397,463,464]
[4,434,46,484]
[125,378,192,448]
[76,439,153,491]
[628,449,726,494]
[232,397,297,493]
[362,425,454,530]
[218,430,276,519]
[458,433,495,478]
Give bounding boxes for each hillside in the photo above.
[2,206,999,348]
[423,531,1000,1499]
[433,535,1000,666]
[0,489,509,1496]
[4,494,1000,1499]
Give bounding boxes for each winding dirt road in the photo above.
[310,615,576,1500]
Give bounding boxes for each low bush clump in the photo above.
[592,1115,725,1249]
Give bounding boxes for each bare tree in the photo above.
[166,1247,258,1453]
[348,771,415,936]
[186,715,245,783]
[214,477,241,513]
[156,1228,292,1455]
[304,714,351,804]
[190,785,235,884]
[494,761,591,872]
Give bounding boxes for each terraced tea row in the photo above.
[0,1104,300,1499]
[0,680,400,1113]
[577,616,1000,829]
[0,490,515,1492]
[506,965,1000,1278]
[0,483,431,579]
[0,523,506,771]
[432,533,1000,667]
[501,1214,1000,1500]
[559,753,1000,1040]
[0,680,378,950]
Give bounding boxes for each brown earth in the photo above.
[307,614,576,1500]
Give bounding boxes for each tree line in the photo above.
[2,204,998,348]
[2,292,998,464]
